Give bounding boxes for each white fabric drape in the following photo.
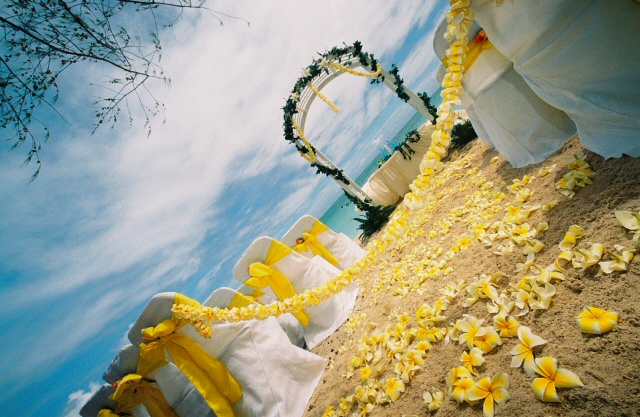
[470,0,640,158]
[361,123,435,205]
[434,18,576,168]
[202,287,327,417]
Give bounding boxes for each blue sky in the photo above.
[0,2,448,415]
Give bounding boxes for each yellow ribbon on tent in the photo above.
[292,221,340,266]
[110,374,179,417]
[442,29,494,73]
[245,240,311,326]
[98,409,124,417]
[138,294,242,417]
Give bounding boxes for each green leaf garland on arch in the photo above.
[282,40,438,215]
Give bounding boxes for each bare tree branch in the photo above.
[0,0,247,179]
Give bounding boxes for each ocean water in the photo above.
[319,110,429,239]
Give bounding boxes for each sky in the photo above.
[0,2,448,416]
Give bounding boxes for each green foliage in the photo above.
[417,92,438,122]
[354,205,397,242]
[377,155,391,168]
[342,190,376,212]
[451,119,477,150]
[388,64,410,102]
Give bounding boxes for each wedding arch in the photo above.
[282,41,437,212]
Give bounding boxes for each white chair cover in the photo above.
[360,125,435,205]
[434,18,577,167]
[236,284,305,348]
[233,236,357,349]
[470,0,640,158]
[202,287,327,417]
[281,215,366,270]
[80,384,143,417]
[103,344,216,417]
[128,291,327,417]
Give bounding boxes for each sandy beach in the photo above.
[303,136,640,417]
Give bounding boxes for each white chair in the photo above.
[281,215,366,270]
[203,287,328,417]
[80,383,149,417]
[236,284,305,348]
[434,18,577,167]
[470,0,640,159]
[103,344,216,417]
[128,292,327,417]
[233,236,358,349]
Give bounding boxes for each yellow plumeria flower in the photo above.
[538,164,556,177]
[426,327,447,343]
[336,396,353,416]
[577,306,618,334]
[494,314,519,337]
[423,388,444,412]
[511,326,547,377]
[457,315,487,349]
[599,246,635,274]
[461,347,485,374]
[445,366,472,392]
[558,225,585,250]
[555,250,573,273]
[532,357,583,402]
[466,372,511,417]
[541,200,559,212]
[615,210,640,245]
[474,327,503,353]
[323,406,337,417]
[572,243,604,269]
[360,366,372,382]
[452,376,478,406]
[384,377,405,402]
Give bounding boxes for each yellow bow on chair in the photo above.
[229,291,261,309]
[292,220,340,266]
[138,294,243,417]
[110,374,179,417]
[245,240,311,326]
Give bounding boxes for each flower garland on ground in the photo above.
[172,2,475,332]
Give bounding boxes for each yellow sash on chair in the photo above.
[110,374,179,417]
[138,294,242,417]
[245,240,311,326]
[229,291,260,309]
[292,220,340,266]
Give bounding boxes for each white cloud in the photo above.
[60,381,102,417]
